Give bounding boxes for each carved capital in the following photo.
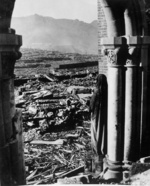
[103,47,128,66]
[126,47,141,66]
[1,51,22,78]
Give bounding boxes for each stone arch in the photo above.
[98,0,147,75]
[99,0,127,37]
[99,0,146,37]
[0,0,16,33]
[0,0,150,184]
[137,0,148,35]
[99,0,150,181]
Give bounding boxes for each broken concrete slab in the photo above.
[30,139,66,145]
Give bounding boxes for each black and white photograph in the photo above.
[0,0,150,185]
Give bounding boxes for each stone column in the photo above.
[123,37,141,165]
[101,37,128,180]
[140,36,150,156]
[0,33,24,185]
[0,0,26,185]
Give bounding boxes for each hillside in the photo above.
[11,14,98,54]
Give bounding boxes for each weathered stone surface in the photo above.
[0,0,16,33]
[57,175,91,184]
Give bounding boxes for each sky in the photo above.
[13,0,97,23]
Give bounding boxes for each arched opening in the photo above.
[7,0,100,185]
[1,0,150,185]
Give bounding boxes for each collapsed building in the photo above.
[0,0,150,185]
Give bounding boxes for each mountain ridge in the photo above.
[11,14,98,54]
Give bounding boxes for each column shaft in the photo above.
[0,33,25,185]
[101,38,128,181]
[140,39,150,156]
[108,66,123,161]
[123,42,141,166]
[124,66,137,162]
[2,79,13,142]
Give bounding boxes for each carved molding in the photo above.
[108,49,118,65]
[126,47,141,66]
[103,47,128,66]
[1,51,22,78]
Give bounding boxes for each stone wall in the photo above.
[97,0,108,75]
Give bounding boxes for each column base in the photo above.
[103,157,123,181]
[104,169,123,181]
[122,161,132,182]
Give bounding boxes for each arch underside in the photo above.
[99,0,147,37]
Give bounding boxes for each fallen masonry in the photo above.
[15,73,99,184]
[14,71,150,185]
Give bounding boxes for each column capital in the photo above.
[126,46,141,66]
[126,36,142,46]
[100,37,126,46]
[142,36,150,45]
[100,37,128,66]
[102,46,128,66]
[0,34,22,48]
[0,33,22,79]
[101,37,142,67]
[101,36,144,46]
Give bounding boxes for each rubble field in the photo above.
[14,49,150,185]
[15,65,102,184]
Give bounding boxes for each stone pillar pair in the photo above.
[101,36,142,180]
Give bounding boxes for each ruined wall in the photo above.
[97,0,107,75]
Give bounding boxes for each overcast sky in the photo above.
[13,0,97,23]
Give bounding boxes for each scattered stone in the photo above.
[30,139,66,145]
[57,174,91,184]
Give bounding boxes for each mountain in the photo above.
[11,14,98,54]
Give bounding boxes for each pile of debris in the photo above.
[14,66,150,184]
[24,125,94,184]
[16,74,146,185]
[15,77,92,133]
[15,75,99,184]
